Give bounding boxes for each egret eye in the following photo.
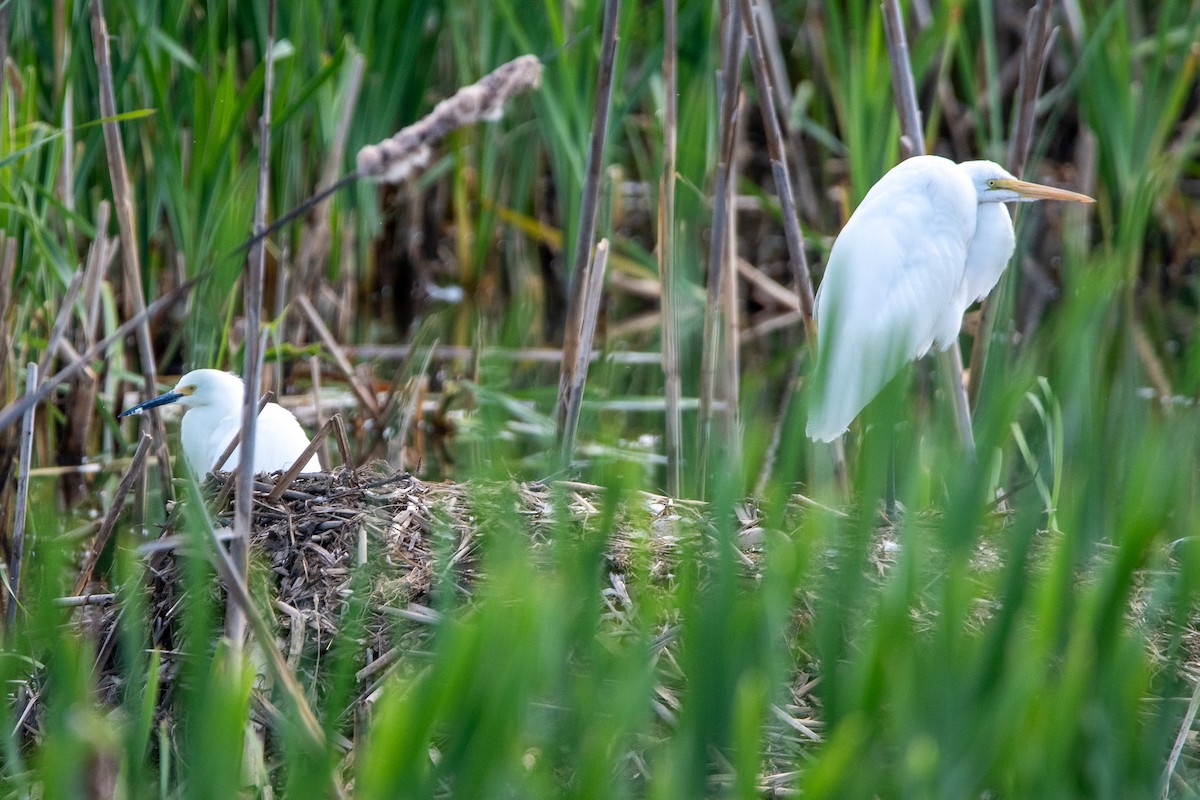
[986,179,997,188]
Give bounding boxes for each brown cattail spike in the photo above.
[357,54,543,184]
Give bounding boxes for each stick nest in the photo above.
[69,466,760,732]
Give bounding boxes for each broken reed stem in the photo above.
[755,0,820,223]
[881,0,976,458]
[332,414,353,472]
[0,237,18,387]
[0,278,198,434]
[740,0,816,331]
[698,0,744,489]
[54,593,116,608]
[36,269,86,378]
[968,2,1055,407]
[559,239,611,465]
[71,433,152,598]
[743,0,848,491]
[754,351,802,496]
[659,0,683,498]
[296,294,382,421]
[298,52,365,296]
[201,520,326,750]
[350,343,663,365]
[7,363,37,628]
[233,0,278,646]
[555,0,621,445]
[881,0,926,158]
[1161,674,1200,799]
[90,0,175,502]
[213,392,274,474]
[265,419,335,504]
[0,1,9,100]
[719,88,742,470]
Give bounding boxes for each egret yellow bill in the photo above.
[806,155,1094,442]
[119,369,322,475]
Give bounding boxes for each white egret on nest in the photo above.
[806,155,1094,443]
[119,369,321,475]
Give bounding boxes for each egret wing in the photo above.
[807,161,976,442]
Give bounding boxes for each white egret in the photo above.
[806,155,1094,442]
[118,369,322,475]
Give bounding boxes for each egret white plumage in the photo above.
[118,369,322,475]
[806,155,1094,442]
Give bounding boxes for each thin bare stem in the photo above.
[71,433,152,598]
[559,239,611,464]
[298,53,365,295]
[0,1,9,100]
[0,278,198,434]
[555,0,621,447]
[881,0,975,457]
[213,392,274,474]
[265,420,334,504]
[7,363,37,628]
[37,269,86,378]
[740,0,817,328]
[1161,674,1200,799]
[969,2,1055,407]
[0,238,15,387]
[231,0,278,646]
[698,0,744,488]
[296,294,382,421]
[201,520,325,750]
[90,0,174,500]
[659,0,683,497]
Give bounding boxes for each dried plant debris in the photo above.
[51,469,764,733]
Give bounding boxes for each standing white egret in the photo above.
[806,155,1094,442]
[118,369,322,475]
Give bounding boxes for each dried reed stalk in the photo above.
[202,521,326,750]
[1162,676,1200,799]
[559,240,611,464]
[0,237,17,394]
[754,0,819,223]
[297,53,364,297]
[7,364,37,628]
[212,392,274,474]
[0,278,198,434]
[71,433,152,598]
[61,205,114,488]
[881,0,976,458]
[0,1,9,99]
[296,294,382,421]
[659,0,683,497]
[555,0,621,447]
[36,269,85,378]
[232,0,278,646]
[698,0,744,487]
[90,0,175,499]
[265,419,335,503]
[740,0,816,330]
[968,2,1055,406]
[718,88,743,470]
[349,344,663,365]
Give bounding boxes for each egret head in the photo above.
[959,160,1095,205]
[118,369,243,417]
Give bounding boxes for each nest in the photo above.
[58,466,769,739]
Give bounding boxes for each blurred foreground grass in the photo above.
[1,0,1200,798]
